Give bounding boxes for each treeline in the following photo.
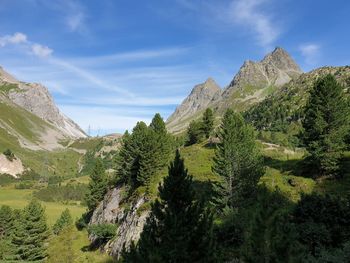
[33,183,88,203]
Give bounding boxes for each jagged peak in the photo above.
[262,47,302,73]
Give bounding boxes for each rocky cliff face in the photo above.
[166,47,302,133]
[89,187,149,259]
[166,78,221,133]
[0,66,86,139]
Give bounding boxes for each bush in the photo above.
[87,223,118,241]
[75,211,93,231]
[3,149,15,162]
[0,174,17,186]
[15,182,34,189]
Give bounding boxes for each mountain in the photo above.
[166,47,303,133]
[0,66,86,151]
[166,78,221,133]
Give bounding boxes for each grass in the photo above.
[0,185,86,226]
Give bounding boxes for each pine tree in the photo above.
[116,130,133,184]
[212,109,264,209]
[11,200,49,261]
[125,150,215,263]
[53,208,73,235]
[186,120,204,145]
[202,108,215,138]
[302,74,349,177]
[149,113,172,169]
[0,205,14,239]
[85,158,108,211]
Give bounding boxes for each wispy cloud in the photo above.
[0,32,27,47]
[228,0,280,49]
[66,12,86,32]
[31,43,53,57]
[0,32,53,58]
[299,43,321,65]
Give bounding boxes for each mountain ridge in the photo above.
[166,47,303,133]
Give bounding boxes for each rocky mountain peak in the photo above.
[0,65,86,140]
[166,78,221,133]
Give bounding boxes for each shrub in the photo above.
[87,223,118,241]
[3,149,15,162]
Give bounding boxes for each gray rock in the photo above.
[89,187,149,259]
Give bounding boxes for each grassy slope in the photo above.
[180,142,350,202]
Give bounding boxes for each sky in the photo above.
[0,0,349,135]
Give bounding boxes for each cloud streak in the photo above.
[228,0,280,49]
[299,43,321,65]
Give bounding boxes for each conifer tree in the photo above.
[85,158,108,211]
[0,206,14,260]
[149,113,172,169]
[212,109,264,208]
[202,108,214,138]
[186,120,204,145]
[11,200,48,261]
[302,74,349,177]
[47,226,76,263]
[125,150,215,262]
[116,130,133,184]
[53,208,73,235]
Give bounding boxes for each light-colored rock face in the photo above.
[89,187,149,259]
[166,47,302,133]
[0,154,24,178]
[223,47,302,97]
[166,78,221,133]
[0,66,86,139]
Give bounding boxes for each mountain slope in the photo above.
[0,66,86,140]
[166,47,302,133]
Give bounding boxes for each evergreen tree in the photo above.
[202,108,215,138]
[53,208,73,235]
[186,120,204,145]
[85,158,108,211]
[0,205,14,239]
[124,150,215,262]
[302,74,349,177]
[11,200,48,261]
[149,113,172,169]
[115,130,133,184]
[212,109,264,209]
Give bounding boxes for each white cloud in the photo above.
[228,0,280,49]
[0,32,27,47]
[299,43,320,65]
[31,44,53,57]
[66,12,85,32]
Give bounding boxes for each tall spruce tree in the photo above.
[212,109,264,208]
[186,120,204,145]
[116,130,134,184]
[85,158,108,211]
[149,113,172,169]
[0,205,14,260]
[202,108,215,138]
[124,150,215,263]
[302,74,349,177]
[11,200,48,261]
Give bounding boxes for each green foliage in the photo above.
[123,150,216,262]
[87,223,118,242]
[202,108,215,138]
[11,200,49,261]
[3,149,15,161]
[302,74,350,177]
[116,114,172,193]
[213,109,264,209]
[34,183,88,202]
[293,194,350,258]
[186,119,205,145]
[53,208,73,235]
[47,226,77,263]
[85,158,108,211]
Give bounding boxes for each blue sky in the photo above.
[0,0,349,135]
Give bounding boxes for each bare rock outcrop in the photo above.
[0,153,24,178]
[89,187,150,259]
